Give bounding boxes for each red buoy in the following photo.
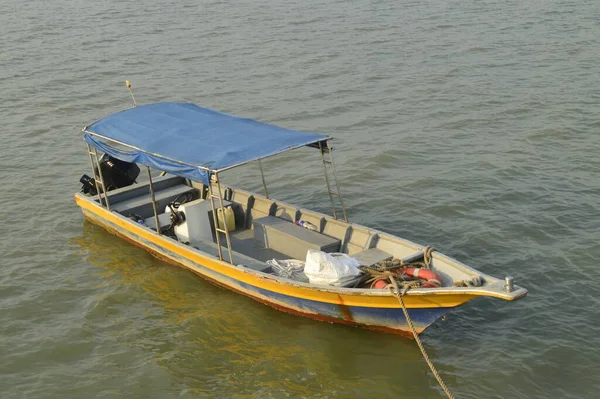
[373,280,389,289]
[399,267,442,288]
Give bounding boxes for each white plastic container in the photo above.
[169,199,214,246]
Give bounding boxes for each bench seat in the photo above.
[111,184,197,217]
[253,216,340,261]
[105,175,185,204]
[143,212,172,232]
[351,248,393,266]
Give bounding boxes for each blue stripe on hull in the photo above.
[235,280,451,331]
[84,209,451,333]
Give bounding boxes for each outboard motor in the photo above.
[80,155,140,195]
[80,174,98,195]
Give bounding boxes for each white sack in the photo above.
[304,250,362,286]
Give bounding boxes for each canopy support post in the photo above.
[327,144,348,222]
[208,173,234,264]
[258,158,269,199]
[86,143,103,207]
[146,167,160,234]
[93,148,111,211]
[319,141,348,222]
[86,144,110,210]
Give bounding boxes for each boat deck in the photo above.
[97,175,485,286]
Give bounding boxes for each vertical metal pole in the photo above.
[328,145,348,222]
[258,158,269,199]
[216,175,234,264]
[146,167,160,234]
[208,174,224,261]
[319,141,338,219]
[86,143,104,207]
[93,148,110,210]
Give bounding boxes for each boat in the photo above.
[74,101,527,336]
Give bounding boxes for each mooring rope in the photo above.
[389,277,456,399]
[422,245,435,269]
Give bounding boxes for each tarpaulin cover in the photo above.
[84,102,328,185]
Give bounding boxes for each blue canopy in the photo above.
[84,102,329,185]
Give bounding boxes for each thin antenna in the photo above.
[125,80,137,106]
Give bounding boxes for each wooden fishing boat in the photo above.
[74,101,527,336]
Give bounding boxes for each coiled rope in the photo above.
[389,277,456,399]
[359,245,438,289]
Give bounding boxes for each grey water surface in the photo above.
[1,0,599,398]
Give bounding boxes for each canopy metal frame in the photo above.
[84,134,349,263]
[83,129,330,175]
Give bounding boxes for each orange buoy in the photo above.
[399,267,442,288]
